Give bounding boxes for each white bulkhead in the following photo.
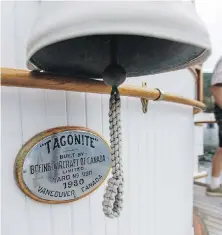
[1,1,207,235]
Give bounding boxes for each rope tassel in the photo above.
[102,87,124,218]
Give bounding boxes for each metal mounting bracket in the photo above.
[141,81,149,113]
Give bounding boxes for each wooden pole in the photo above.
[1,67,205,113]
[195,121,216,125]
[196,66,203,103]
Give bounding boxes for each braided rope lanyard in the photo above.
[102,86,124,218]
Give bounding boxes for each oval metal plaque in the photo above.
[15,127,111,204]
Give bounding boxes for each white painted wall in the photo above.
[1,2,196,235]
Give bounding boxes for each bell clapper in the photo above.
[103,64,126,87]
[103,38,126,87]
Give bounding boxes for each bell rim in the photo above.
[26,1,211,73]
[27,27,211,73]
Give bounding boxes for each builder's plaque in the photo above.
[15,127,111,203]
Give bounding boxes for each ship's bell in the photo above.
[27,1,211,80]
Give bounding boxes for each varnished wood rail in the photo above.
[195,121,216,126]
[189,65,203,103]
[193,171,208,180]
[195,121,216,124]
[1,68,205,113]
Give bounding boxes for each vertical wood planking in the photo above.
[127,96,140,235]
[44,90,72,235]
[85,93,106,235]
[19,88,52,235]
[138,101,156,235]
[153,102,176,235]
[1,86,29,235]
[146,101,157,235]
[66,92,91,235]
[13,2,53,235]
[154,103,193,235]
[1,2,28,235]
[118,96,130,235]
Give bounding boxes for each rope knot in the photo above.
[102,86,124,218]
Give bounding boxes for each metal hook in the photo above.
[141,82,149,113]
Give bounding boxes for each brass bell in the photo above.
[27,1,211,81]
